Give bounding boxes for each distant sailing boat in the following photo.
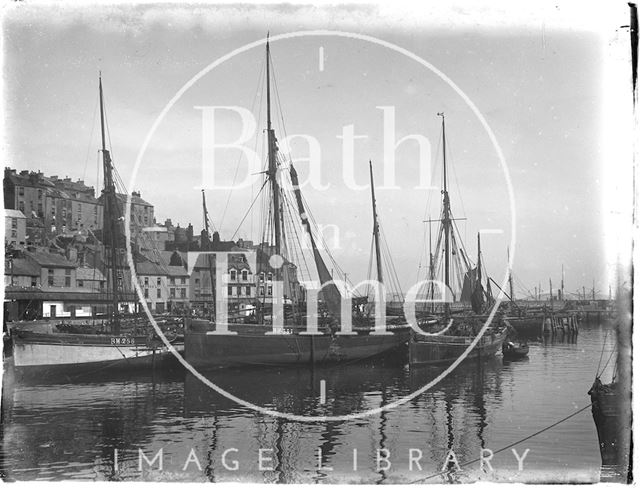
[409,113,506,365]
[11,76,180,372]
[184,37,410,369]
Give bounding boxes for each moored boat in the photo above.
[501,340,529,359]
[408,114,506,366]
[410,320,507,366]
[183,37,410,369]
[10,76,179,372]
[185,321,409,369]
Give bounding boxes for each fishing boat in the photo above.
[587,286,632,482]
[184,37,409,369]
[501,341,529,359]
[409,113,506,366]
[11,76,181,373]
[587,6,634,481]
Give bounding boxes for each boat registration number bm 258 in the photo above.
[110,337,136,345]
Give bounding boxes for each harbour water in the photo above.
[1,320,615,483]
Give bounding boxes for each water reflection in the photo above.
[2,322,614,482]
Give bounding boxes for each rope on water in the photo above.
[411,402,594,483]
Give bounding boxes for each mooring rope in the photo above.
[411,402,594,483]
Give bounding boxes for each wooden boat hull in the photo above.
[502,342,529,359]
[184,321,410,369]
[588,379,632,480]
[409,327,507,365]
[11,330,182,371]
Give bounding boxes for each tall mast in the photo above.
[202,190,216,315]
[561,264,565,301]
[266,34,282,258]
[476,232,482,285]
[438,112,451,317]
[428,215,434,312]
[369,160,383,285]
[99,74,120,335]
[507,246,514,299]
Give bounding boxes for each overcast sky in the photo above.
[3,2,634,299]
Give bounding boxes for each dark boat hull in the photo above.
[502,343,529,359]
[184,321,410,369]
[588,379,632,481]
[409,327,507,365]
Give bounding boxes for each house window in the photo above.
[267,273,273,281]
[31,277,37,287]
[195,278,200,285]
[144,288,149,298]
[157,277,161,286]
[170,288,176,298]
[230,270,237,281]
[259,286,265,296]
[180,288,186,299]
[78,280,84,287]
[242,270,248,281]
[65,276,71,287]
[170,277,175,285]
[18,186,24,196]
[180,277,186,285]
[267,285,272,296]
[47,269,54,286]
[11,230,17,238]
[11,218,17,229]
[144,277,149,286]
[228,285,233,296]
[157,288,162,299]
[259,273,265,282]
[245,286,251,296]
[18,201,24,212]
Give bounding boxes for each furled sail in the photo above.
[289,164,342,320]
[460,267,477,302]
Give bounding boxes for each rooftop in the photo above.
[5,209,26,219]
[76,266,106,281]
[5,258,40,276]
[25,250,77,268]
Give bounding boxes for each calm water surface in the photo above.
[1,321,616,483]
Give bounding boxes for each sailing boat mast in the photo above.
[99,74,121,335]
[369,160,383,285]
[202,190,217,315]
[428,215,435,312]
[438,112,451,317]
[507,247,514,299]
[476,232,482,286]
[265,34,282,258]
